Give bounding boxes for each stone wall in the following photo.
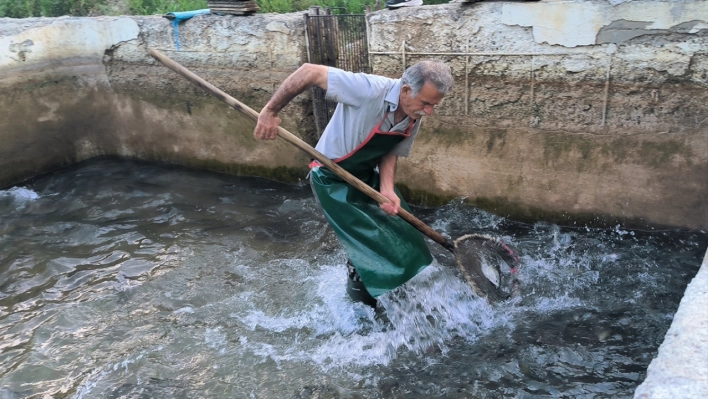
[368,1,708,230]
[0,13,311,188]
[1,0,706,230]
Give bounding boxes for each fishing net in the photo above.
[454,234,520,302]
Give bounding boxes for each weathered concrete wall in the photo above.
[368,1,708,229]
[1,0,707,230]
[0,14,312,187]
[0,17,140,184]
[633,247,708,398]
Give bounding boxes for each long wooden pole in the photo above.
[148,48,455,252]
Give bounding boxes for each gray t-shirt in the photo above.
[314,67,422,160]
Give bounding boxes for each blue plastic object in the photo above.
[164,9,211,50]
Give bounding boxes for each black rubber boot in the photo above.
[346,260,377,308]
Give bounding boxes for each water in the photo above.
[0,158,705,399]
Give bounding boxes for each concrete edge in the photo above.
[633,245,708,398]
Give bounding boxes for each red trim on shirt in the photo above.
[332,112,415,164]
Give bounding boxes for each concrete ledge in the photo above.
[634,248,708,398]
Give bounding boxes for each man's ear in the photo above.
[401,84,411,96]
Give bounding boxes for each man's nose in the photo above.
[424,105,434,115]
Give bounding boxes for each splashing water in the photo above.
[0,158,705,398]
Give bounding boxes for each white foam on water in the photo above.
[1,187,39,202]
[205,327,227,350]
[531,294,589,313]
[67,220,665,397]
[228,261,515,371]
[72,351,148,399]
[174,306,194,315]
[429,198,506,233]
[376,264,509,350]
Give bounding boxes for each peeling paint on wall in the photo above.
[0,17,140,70]
[501,0,708,47]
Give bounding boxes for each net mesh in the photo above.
[454,234,520,302]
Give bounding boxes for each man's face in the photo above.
[400,82,445,120]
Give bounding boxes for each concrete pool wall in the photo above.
[634,246,708,398]
[1,1,707,397]
[1,1,706,231]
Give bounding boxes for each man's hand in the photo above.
[379,187,400,216]
[254,107,281,140]
[253,63,329,141]
[378,153,399,216]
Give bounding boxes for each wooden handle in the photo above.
[148,48,455,252]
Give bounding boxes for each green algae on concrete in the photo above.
[638,140,693,168]
[396,182,659,230]
[466,195,666,230]
[601,136,694,167]
[396,183,457,209]
[542,133,598,171]
[178,157,309,184]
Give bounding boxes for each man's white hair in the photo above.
[401,60,453,97]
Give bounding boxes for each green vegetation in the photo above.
[1,0,100,17]
[128,0,208,15]
[1,0,448,17]
[0,0,208,17]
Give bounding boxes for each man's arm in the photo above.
[254,63,329,140]
[378,153,400,216]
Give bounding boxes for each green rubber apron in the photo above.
[310,113,433,298]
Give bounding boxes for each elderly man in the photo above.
[254,61,453,307]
